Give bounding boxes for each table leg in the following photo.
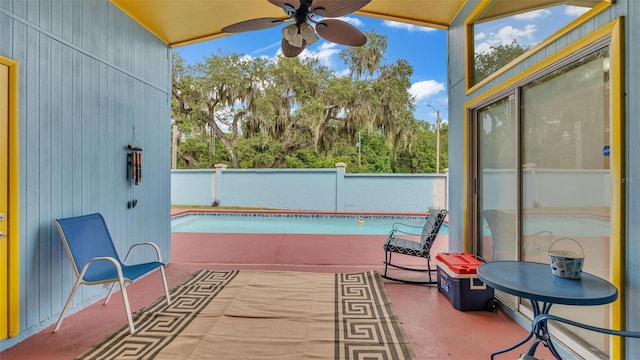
[489,300,541,359]
[526,302,562,359]
[490,300,562,360]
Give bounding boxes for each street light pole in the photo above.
[436,110,441,174]
[427,105,441,174]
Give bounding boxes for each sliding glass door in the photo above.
[473,43,613,356]
[520,46,612,355]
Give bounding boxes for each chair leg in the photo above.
[381,252,438,285]
[160,266,171,305]
[105,283,116,304]
[383,251,391,277]
[118,277,136,334]
[54,278,83,332]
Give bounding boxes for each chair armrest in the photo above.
[533,314,640,338]
[123,242,165,264]
[389,228,423,237]
[392,222,424,231]
[79,256,123,281]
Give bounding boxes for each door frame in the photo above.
[0,55,20,339]
[464,19,625,358]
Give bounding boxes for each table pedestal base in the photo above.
[491,300,562,360]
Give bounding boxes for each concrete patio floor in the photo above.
[0,216,555,360]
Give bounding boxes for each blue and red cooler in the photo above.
[435,252,499,311]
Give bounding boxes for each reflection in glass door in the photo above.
[520,46,611,355]
[476,94,518,310]
[477,94,517,263]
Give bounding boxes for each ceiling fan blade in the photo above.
[311,0,371,18]
[222,18,285,33]
[281,38,307,57]
[268,0,301,10]
[315,19,367,46]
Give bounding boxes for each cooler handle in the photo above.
[470,278,487,290]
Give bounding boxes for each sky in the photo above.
[173,4,590,125]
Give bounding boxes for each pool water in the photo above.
[171,213,450,236]
[523,215,610,237]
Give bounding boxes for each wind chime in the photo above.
[127,126,142,208]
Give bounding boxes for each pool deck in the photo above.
[0,209,554,360]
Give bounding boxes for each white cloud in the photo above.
[409,80,445,102]
[475,31,486,41]
[495,24,536,44]
[335,16,364,28]
[382,20,436,32]
[514,9,551,20]
[299,42,340,68]
[239,54,254,62]
[475,24,537,53]
[475,42,492,54]
[564,6,590,17]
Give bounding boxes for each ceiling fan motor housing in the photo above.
[223,0,371,57]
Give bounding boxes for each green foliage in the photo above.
[171,32,447,173]
[474,40,529,83]
[393,121,448,173]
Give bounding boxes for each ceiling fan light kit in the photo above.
[299,22,319,45]
[222,0,371,57]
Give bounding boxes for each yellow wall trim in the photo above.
[608,17,624,360]
[0,54,20,338]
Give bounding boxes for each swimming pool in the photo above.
[482,214,610,237]
[171,212,450,236]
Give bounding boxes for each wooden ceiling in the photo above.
[109,0,601,47]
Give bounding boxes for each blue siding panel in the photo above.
[0,0,171,349]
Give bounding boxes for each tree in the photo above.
[340,31,415,158]
[171,32,421,171]
[393,120,443,173]
[243,56,341,167]
[172,52,268,168]
[474,39,529,83]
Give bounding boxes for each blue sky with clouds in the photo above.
[173,4,590,125]
[474,5,590,53]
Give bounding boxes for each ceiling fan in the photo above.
[221,0,371,57]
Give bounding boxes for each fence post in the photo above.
[335,163,346,211]
[214,163,227,206]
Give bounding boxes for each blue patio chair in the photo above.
[53,213,171,334]
[382,209,448,284]
[520,313,640,359]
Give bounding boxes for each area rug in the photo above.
[78,270,413,359]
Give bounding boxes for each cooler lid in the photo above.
[435,252,483,274]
